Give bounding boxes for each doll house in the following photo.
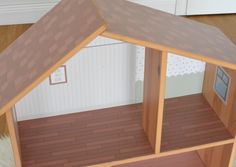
[1,0,236,167]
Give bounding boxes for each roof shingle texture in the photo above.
[0,0,105,112]
[95,0,236,69]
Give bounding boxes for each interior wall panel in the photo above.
[15,40,136,121]
[203,64,236,136]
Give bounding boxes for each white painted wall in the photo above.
[129,0,177,14]
[0,0,59,25]
[175,0,188,15]
[16,37,137,121]
[187,0,236,15]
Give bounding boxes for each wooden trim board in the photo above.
[155,51,167,153]
[113,151,206,167]
[6,109,22,167]
[228,137,236,167]
[88,139,234,167]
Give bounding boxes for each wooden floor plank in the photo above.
[161,94,233,152]
[18,104,153,167]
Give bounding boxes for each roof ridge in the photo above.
[92,0,108,29]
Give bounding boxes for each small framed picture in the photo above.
[49,65,67,85]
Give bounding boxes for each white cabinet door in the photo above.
[128,0,177,14]
[187,0,236,15]
[0,0,59,5]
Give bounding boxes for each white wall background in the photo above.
[186,0,236,15]
[129,0,177,14]
[16,37,137,120]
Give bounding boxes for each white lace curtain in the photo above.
[135,46,206,81]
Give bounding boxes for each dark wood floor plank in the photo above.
[19,104,153,167]
[161,94,233,152]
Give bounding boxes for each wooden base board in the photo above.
[114,151,205,167]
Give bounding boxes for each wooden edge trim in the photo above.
[155,51,167,154]
[102,31,236,70]
[6,109,22,167]
[87,154,157,167]
[87,138,234,167]
[0,24,107,117]
[160,138,235,157]
[228,136,236,167]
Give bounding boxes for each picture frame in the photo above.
[49,65,67,85]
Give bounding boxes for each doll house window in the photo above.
[214,67,230,104]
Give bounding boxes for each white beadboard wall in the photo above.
[16,37,136,121]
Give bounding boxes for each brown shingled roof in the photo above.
[95,0,236,69]
[0,0,106,115]
[0,0,236,115]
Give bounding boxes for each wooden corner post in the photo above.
[143,48,167,154]
[6,109,22,167]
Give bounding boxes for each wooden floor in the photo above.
[18,94,233,166]
[18,104,153,167]
[161,94,233,152]
[115,151,205,167]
